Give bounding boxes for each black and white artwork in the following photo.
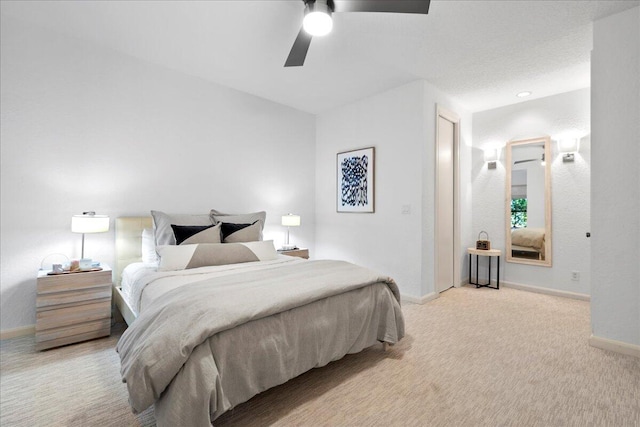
[337,147,375,213]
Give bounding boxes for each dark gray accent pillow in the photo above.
[210,209,266,240]
[171,223,222,245]
[221,221,261,243]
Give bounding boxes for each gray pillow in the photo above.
[210,209,266,240]
[151,210,213,246]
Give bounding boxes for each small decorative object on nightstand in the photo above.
[476,231,491,250]
[277,248,309,259]
[35,265,113,351]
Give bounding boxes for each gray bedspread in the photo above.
[117,260,404,426]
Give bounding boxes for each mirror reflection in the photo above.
[505,137,552,266]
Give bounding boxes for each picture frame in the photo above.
[337,147,375,213]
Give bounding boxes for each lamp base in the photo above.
[281,244,297,250]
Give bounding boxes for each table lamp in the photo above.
[71,211,109,259]
[281,214,300,250]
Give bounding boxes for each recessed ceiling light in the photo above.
[516,91,532,98]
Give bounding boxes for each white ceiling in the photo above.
[2,0,638,114]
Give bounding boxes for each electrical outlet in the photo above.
[571,271,580,281]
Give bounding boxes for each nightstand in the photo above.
[35,266,112,351]
[467,248,501,290]
[278,248,309,259]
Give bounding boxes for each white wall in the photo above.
[0,15,316,331]
[315,80,472,299]
[472,88,591,295]
[591,6,640,347]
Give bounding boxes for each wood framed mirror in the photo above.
[505,136,552,267]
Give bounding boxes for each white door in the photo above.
[436,113,456,293]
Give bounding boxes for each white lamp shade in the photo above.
[71,214,110,233]
[281,214,301,227]
[484,148,499,162]
[558,138,580,153]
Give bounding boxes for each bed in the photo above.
[511,227,546,260]
[113,215,405,426]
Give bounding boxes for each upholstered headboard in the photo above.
[115,216,152,285]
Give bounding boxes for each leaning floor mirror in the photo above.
[505,136,552,267]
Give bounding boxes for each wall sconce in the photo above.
[558,138,580,163]
[281,213,301,250]
[484,148,499,169]
[71,211,109,259]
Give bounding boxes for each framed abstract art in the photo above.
[337,147,375,213]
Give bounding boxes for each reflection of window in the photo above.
[511,198,527,228]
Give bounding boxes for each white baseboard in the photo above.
[589,334,640,359]
[0,325,35,340]
[501,280,590,301]
[402,292,439,305]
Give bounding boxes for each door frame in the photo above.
[435,105,461,292]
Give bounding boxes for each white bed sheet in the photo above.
[121,255,304,315]
[121,262,157,308]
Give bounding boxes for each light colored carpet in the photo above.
[1,286,638,426]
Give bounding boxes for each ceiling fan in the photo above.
[285,0,431,67]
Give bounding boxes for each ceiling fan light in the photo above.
[303,11,333,36]
[303,1,333,37]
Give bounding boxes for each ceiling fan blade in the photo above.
[333,0,431,14]
[514,159,537,165]
[285,27,313,67]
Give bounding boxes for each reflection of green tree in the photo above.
[511,198,527,228]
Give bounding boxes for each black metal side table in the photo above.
[467,248,501,289]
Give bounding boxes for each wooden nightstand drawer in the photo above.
[37,270,112,294]
[35,324,111,351]
[36,299,111,331]
[36,284,112,308]
[35,318,111,343]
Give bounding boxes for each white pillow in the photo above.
[141,228,158,264]
[157,240,277,271]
